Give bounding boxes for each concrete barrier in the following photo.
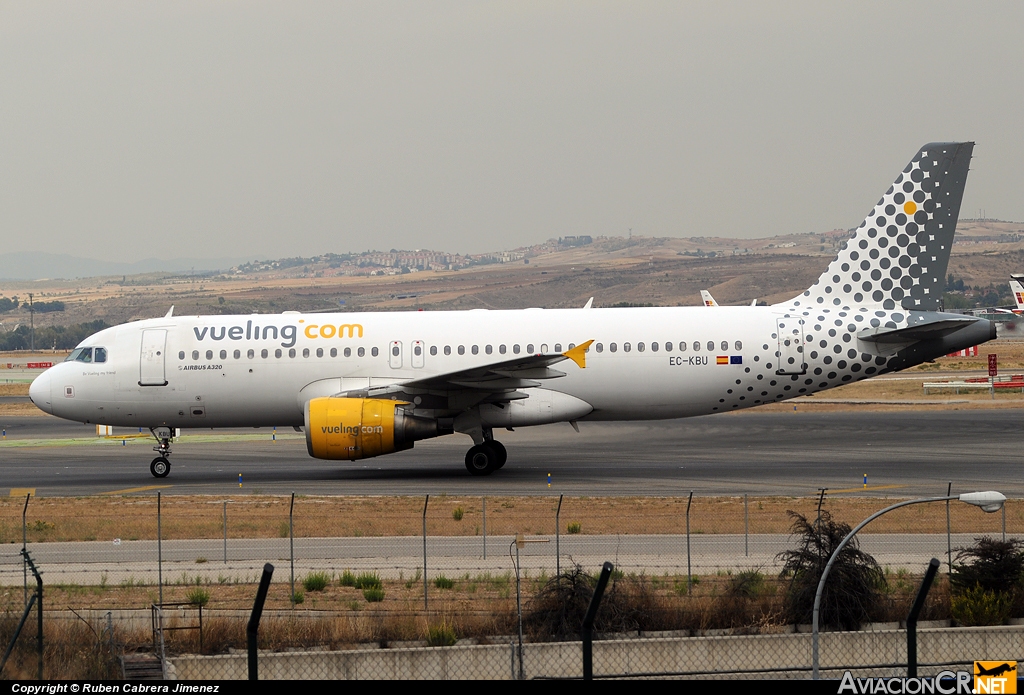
[168,625,1024,680]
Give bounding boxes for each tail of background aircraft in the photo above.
[1010,275,1024,311]
[700,290,719,307]
[786,142,974,311]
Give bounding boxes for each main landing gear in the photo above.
[149,427,173,478]
[465,438,507,476]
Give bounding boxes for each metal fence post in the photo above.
[556,494,563,578]
[157,492,163,607]
[422,494,429,613]
[582,562,614,681]
[907,558,940,677]
[686,491,693,594]
[946,482,952,577]
[1002,503,1006,542]
[247,563,274,681]
[744,493,749,557]
[482,496,487,560]
[22,492,29,606]
[289,492,295,605]
[223,501,228,564]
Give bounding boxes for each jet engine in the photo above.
[304,397,451,460]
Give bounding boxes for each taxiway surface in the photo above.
[0,409,1020,497]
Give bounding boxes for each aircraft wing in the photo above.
[331,341,594,407]
[398,341,593,391]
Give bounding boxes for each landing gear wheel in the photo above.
[465,443,497,476]
[150,456,171,478]
[489,440,507,469]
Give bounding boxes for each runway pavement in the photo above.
[1,408,1022,497]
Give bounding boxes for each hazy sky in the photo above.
[2,2,1023,262]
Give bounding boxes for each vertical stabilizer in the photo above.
[789,142,973,312]
[1010,275,1024,311]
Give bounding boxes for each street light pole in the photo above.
[811,491,1006,679]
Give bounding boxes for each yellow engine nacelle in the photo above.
[304,397,449,460]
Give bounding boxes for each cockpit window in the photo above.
[66,347,93,363]
[94,347,107,363]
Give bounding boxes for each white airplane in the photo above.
[1010,276,1024,313]
[30,142,993,478]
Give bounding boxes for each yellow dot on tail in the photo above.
[904,201,917,215]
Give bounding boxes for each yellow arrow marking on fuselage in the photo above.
[563,340,594,369]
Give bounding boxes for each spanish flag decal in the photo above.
[717,356,743,365]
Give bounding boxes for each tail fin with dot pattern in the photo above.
[789,142,973,312]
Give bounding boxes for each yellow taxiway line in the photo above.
[100,485,173,495]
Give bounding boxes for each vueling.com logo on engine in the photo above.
[321,423,384,435]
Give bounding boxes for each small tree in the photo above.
[777,510,885,630]
[950,537,1024,622]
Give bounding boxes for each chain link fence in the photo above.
[2,492,1022,679]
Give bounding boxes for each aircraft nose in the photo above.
[29,370,53,414]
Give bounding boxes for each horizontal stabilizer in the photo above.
[858,317,979,344]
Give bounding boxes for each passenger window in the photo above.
[499,345,507,354]
[414,345,422,356]
[192,350,200,360]
[247,349,255,359]
[179,351,185,360]
[554,343,562,352]
[650,342,658,352]
[638,342,645,352]
[610,343,617,353]
[707,341,714,351]
[665,342,672,352]
[430,346,437,356]
[513,344,520,354]
[471,345,478,355]
[288,348,296,358]
[444,345,451,355]
[234,350,241,359]
[371,347,378,357]
[316,348,323,358]
[485,345,492,355]
[735,341,742,351]
[342,348,349,357]
[568,343,575,350]
[679,342,687,352]
[693,342,700,351]
[358,347,365,357]
[721,341,728,351]
[206,350,213,360]
[274,349,282,358]
[392,346,400,356]
[527,344,534,353]
[302,348,310,358]
[596,343,603,353]
[332,348,339,358]
[261,349,269,358]
[220,350,227,360]
[541,344,548,352]
[458,345,465,355]
[623,343,631,352]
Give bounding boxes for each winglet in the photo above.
[563,340,594,369]
[582,297,594,309]
[164,306,175,318]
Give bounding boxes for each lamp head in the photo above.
[958,491,1006,513]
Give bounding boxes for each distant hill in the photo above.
[0,252,252,280]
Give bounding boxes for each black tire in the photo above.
[490,440,507,468]
[465,444,496,476]
[150,456,170,478]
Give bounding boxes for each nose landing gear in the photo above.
[149,427,173,478]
